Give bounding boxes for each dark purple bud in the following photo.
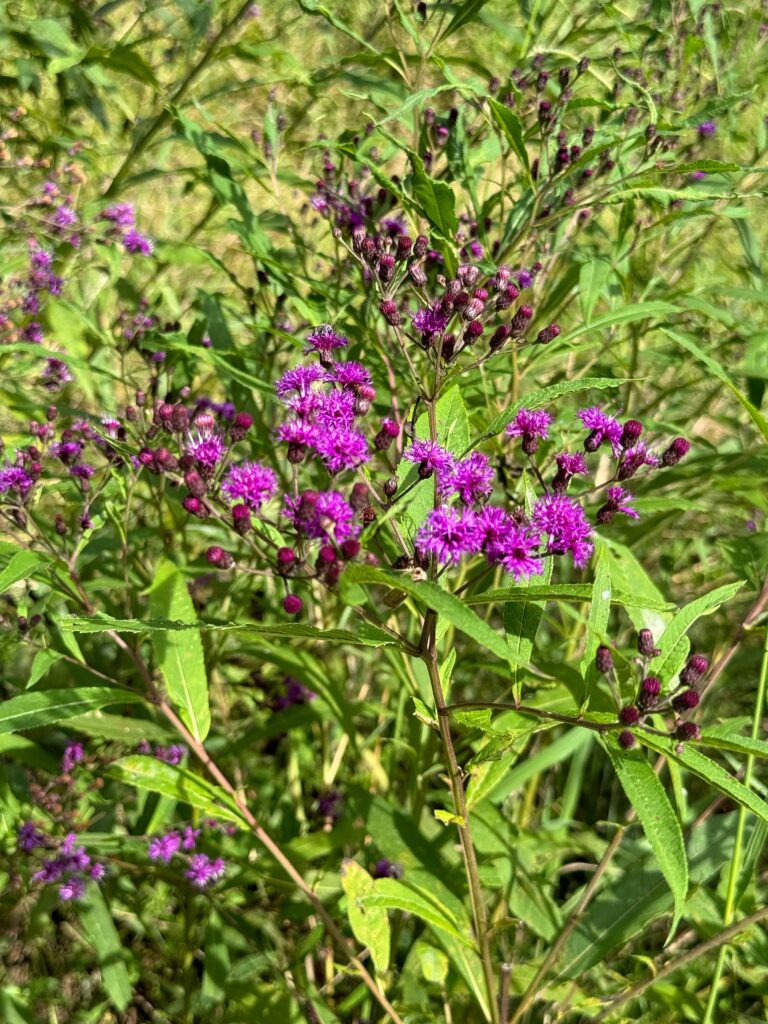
[618,730,636,749]
[645,124,657,140]
[318,544,336,564]
[184,469,206,497]
[374,418,399,451]
[395,235,412,261]
[558,67,570,88]
[536,323,560,345]
[55,514,68,536]
[638,676,661,710]
[510,305,533,337]
[378,254,395,282]
[135,390,146,407]
[171,405,189,432]
[413,235,429,258]
[409,263,427,287]
[620,420,643,448]
[341,539,360,560]
[231,412,253,441]
[672,689,700,713]
[283,594,303,615]
[360,505,376,524]
[675,721,701,742]
[46,404,58,421]
[619,704,641,725]
[489,325,512,351]
[465,319,484,340]
[582,125,594,146]
[637,629,657,657]
[661,437,690,466]
[680,654,709,686]
[596,645,614,673]
[383,477,398,498]
[538,100,552,124]
[379,300,401,327]
[232,503,251,535]
[536,71,549,91]
[276,547,296,572]
[350,482,369,511]
[577,57,590,74]
[596,503,616,525]
[181,495,208,519]
[496,283,520,310]
[206,546,234,569]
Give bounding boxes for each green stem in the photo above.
[702,625,768,1022]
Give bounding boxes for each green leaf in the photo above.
[343,563,522,667]
[437,0,492,41]
[59,613,395,647]
[0,734,59,773]
[662,328,768,444]
[78,884,132,1011]
[341,860,391,977]
[638,733,768,825]
[557,302,679,348]
[410,154,458,242]
[579,259,613,324]
[0,550,50,593]
[107,755,246,824]
[412,940,449,984]
[148,561,211,743]
[360,878,472,944]
[26,649,64,689]
[474,377,628,447]
[649,580,744,684]
[602,735,688,933]
[699,727,768,760]
[0,687,142,735]
[504,558,553,701]
[467,584,672,612]
[487,98,529,175]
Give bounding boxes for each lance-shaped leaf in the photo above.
[0,687,142,735]
[341,860,391,978]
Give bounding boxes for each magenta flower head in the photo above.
[698,120,716,137]
[597,486,639,525]
[617,442,660,481]
[415,507,482,565]
[305,324,348,358]
[283,594,303,614]
[403,439,454,479]
[221,461,277,510]
[275,364,325,398]
[316,427,370,474]
[185,414,226,468]
[61,741,84,773]
[438,452,495,505]
[412,304,450,337]
[506,407,552,455]
[148,831,181,863]
[102,202,135,228]
[531,493,593,568]
[552,451,588,492]
[495,525,544,581]
[283,490,359,542]
[577,407,622,455]
[661,437,690,467]
[123,229,154,256]
[185,854,226,888]
[18,821,47,851]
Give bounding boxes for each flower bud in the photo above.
[680,654,709,686]
[181,495,208,519]
[675,721,700,742]
[383,477,398,498]
[596,645,614,673]
[341,538,360,559]
[231,412,253,441]
[582,125,594,146]
[350,482,369,511]
[672,689,700,713]
[283,594,303,615]
[638,676,661,710]
[276,547,296,573]
[395,235,412,261]
[409,263,428,287]
[232,504,251,535]
[619,705,641,725]
[318,544,336,564]
[577,57,590,74]
[54,514,68,536]
[413,234,429,258]
[489,325,512,351]
[510,305,533,337]
[637,629,657,657]
[206,546,234,569]
[618,730,636,749]
[374,418,399,451]
[536,323,560,345]
[378,254,395,282]
[379,300,401,326]
[184,469,206,497]
[661,438,690,466]
[620,420,643,448]
[465,319,484,340]
[495,284,519,310]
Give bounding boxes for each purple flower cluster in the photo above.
[101,202,154,256]
[136,741,187,765]
[20,828,106,902]
[147,825,227,888]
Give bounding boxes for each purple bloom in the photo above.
[328,361,372,389]
[403,439,454,476]
[185,854,226,888]
[690,170,708,181]
[148,831,181,863]
[90,863,106,881]
[283,490,359,542]
[62,742,84,773]
[577,407,623,455]
[516,269,533,289]
[316,428,370,475]
[555,452,588,476]
[52,204,77,229]
[415,507,482,565]
[18,822,46,852]
[313,390,357,431]
[277,419,320,448]
[495,525,544,581]
[438,452,495,504]
[221,462,278,510]
[618,442,660,479]
[476,506,513,561]
[305,324,348,355]
[102,203,135,228]
[0,463,35,497]
[123,229,154,256]
[372,858,403,879]
[182,826,201,851]
[698,120,716,136]
[506,408,552,442]
[275,364,326,398]
[59,877,86,901]
[531,493,593,568]
[154,744,187,765]
[274,676,317,710]
[186,416,227,467]
[412,304,450,336]
[606,486,639,518]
